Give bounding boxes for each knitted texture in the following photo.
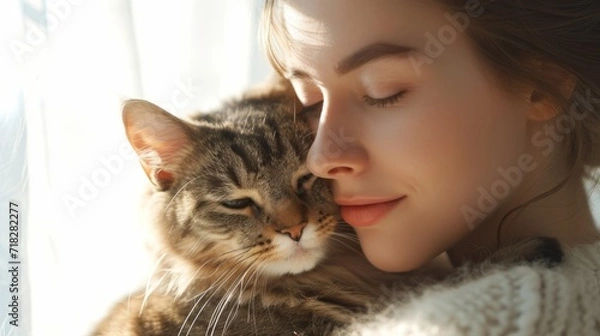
[340,241,600,336]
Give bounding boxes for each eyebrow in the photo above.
[287,43,415,79]
[336,43,415,75]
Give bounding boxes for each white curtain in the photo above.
[2,1,599,336]
[2,0,270,335]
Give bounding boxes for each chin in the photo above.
[363,246,432,273]
[262,247,325,276]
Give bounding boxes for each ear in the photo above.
[122,99,192,190]
[526,62,577,121]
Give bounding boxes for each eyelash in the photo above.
[363,90,408,108]
[299,90,408,114]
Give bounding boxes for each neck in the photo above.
[447,163,600,267]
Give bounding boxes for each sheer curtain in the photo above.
[2,1,600,336]
[2,0,269,335]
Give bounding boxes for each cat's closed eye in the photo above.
[296,173,316,195]
[221,197,256,210]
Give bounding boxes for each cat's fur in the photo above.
[92,77,563,336]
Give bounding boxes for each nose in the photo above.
[306,101,367,178]
[277,223,306,242]
[272,196,308,242]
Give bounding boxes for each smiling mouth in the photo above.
[337,197,405,227]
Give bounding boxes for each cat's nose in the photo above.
[277,223,306,242]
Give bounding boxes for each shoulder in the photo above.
[338,240,600,336]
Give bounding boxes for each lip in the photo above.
[335,197,403,206]
[337,197,405,228]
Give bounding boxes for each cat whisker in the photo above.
[328,234,359,248]
[329,230,361,244]
[175,245,256,299]
[212,260,262,335]
[164,175,204,212]
[180,248,266,336]
[233,259,268,336]
[301,129,318,141]
[141,253,169,313]
[238,259,267,307]
[327,239,365,262]
[177,291,207,336]
[328,233,364,253]
[186,248,250,293]
[246,260,268,335]
[219,245,257,258]
[186,253,264,336]
[209,276,243,334]
[189,264,242,300]
[333,229,358,237]
[180,266,243,336]
[239,260,268,334]
[141,271,170,310]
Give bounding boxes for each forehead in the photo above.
[206,113,310,166]
[279,0,450,74]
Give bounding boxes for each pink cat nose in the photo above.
[277,223,306,242]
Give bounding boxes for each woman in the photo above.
[262,0,600,334]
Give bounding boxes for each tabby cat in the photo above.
[92,77,563,336]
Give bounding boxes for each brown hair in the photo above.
[261,0,600,171]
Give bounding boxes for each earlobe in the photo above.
[122,99,192,190]
[527,90,560,121]
[525,61,577,122]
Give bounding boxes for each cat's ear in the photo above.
[122,99,192,190]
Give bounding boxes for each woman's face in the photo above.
[279,0,533,271]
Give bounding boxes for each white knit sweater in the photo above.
[342,240,600,336]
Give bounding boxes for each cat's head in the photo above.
[123,87,339,279]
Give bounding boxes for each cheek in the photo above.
[440,95,529,195]
[403,38,528,184]
[383,82,529,192]
[369,85,530,242]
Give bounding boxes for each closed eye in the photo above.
[221,197,255,209]
[363,90,408,108]
[296,173,315,194]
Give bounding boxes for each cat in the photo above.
[92,77,563,336]
[92,78,422,336]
